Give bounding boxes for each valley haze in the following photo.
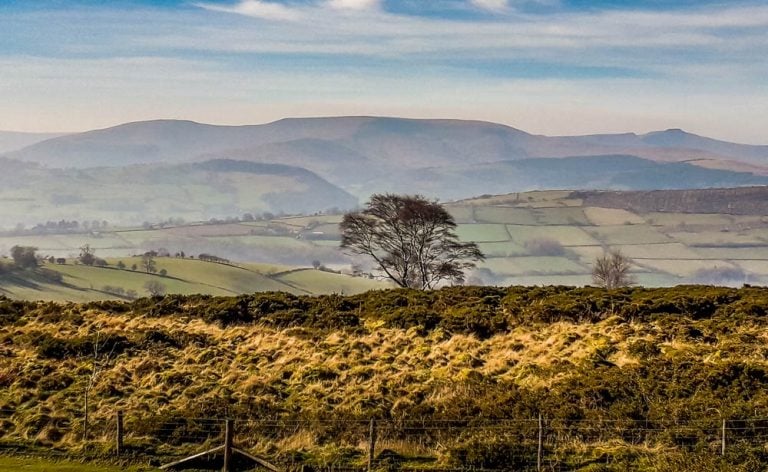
[2,116,768,226]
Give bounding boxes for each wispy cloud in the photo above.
[326,0,381,11]
[470,0,509,12]
[0,1,767,143]
[195,0,303,21]
[196,0,382,21]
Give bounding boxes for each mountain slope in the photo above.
[385,155,768,200]
[13,117,768,172]
[544,129,768,164]
[0,131,65,154]
[9,117,536,169]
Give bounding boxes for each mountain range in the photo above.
[2,116,768,227]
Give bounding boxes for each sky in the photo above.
[0,0,766,143]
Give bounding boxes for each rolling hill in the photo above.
[405,155,768,200]
[0,158,356,227]
[5,187,768,302]
[0,257,386,302]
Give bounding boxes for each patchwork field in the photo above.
[0,257,387,302]
[4,188,768,301]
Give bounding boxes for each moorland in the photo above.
[3,286,768,471]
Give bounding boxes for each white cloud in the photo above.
[2,2,768,143]
[195,1,303,21]
[470,0,509,12]
[196,0,381,20]
[326,0,381,11]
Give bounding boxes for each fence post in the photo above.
[537,413,543,472]
[721,418,726,456]
[368,418,377,472]
[116,410,124,456]
[223,418,234,472]
[83,389,89,442]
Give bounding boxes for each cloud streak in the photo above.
[326,0,381,11]
[470,0,509,12]
[195,0,303,21]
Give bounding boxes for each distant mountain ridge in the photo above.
[9,117,767,171]
[2,116,768,227]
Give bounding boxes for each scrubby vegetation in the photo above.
[3,286,768,470]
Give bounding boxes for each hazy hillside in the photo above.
[540,128,768,163]
[8,117,536,172]
[11,117,768,172]
[409,155,768,199]
[0,158,356,228]
[4,116,768,232]
[0,131,65,154]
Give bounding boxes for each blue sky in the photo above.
[0,0,766,143]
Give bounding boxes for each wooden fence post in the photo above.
[223,418,234,472]
[721,418,726,456]
[537,414,543,472]
[368,419,377,472]
[116,410,124,456]
[83,389,89,442]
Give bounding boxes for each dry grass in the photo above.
[2,293,768,469]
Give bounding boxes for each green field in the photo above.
[0,457,151,472]
[583,207,645,225]
[529,207,591,225]
[507,225,599,246]
[0,257,386,301]
[612,243,702,260]
[481,256,587,276]
[472,206,538,225]
[277,268,389,294]
[455,224,511,242]
[586,225,672,245]
[6,188,768,299]
[475,240,528,257]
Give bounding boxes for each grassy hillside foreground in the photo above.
[4,286,768,470]
[0,457,150,472]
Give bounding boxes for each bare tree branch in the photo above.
[592,250,635,289]
[340,194,484,290]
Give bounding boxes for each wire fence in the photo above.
[2,409,768,470]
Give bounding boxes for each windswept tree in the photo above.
[340,194,484,289]
[592,250,635,289]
